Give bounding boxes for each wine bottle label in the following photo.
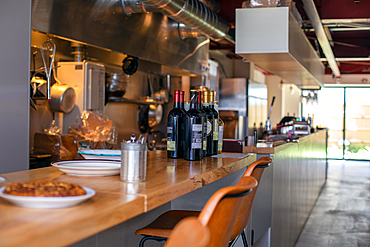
[218,142,223,152]
[218,126,224,152]
[167,141,175,151]
[218,126,224,143]
[167,125,175,151]
[191,124,202,149]
[213,119,219,141]
[206,120,212,135]
[203,122,207,151]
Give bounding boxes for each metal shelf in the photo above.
[107,98,164,105]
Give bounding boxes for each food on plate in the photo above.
[3,181,86,197]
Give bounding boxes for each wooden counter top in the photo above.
[0,151,256,247]
[243,131,327,154]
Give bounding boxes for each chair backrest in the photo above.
[230,156,273,241]
[165,217,210,247]
[196,176,258,247]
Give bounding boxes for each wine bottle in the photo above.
[209,91,219,155]
[202,91,214,156]
[198,90,208,157]
[180,91,185,111]
[167,90,186,158]
[215,101,224,154]
[184,90,204,161]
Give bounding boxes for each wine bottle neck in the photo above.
[174,102,181,108]
[190,101,198,109]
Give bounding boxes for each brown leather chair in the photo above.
[229,156,272,247]
[164,217,210,247]
[136,176,258,247]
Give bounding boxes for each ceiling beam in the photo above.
[321,18,370,24]
[302,0,341,78]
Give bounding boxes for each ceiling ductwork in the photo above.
[121,0,229,41]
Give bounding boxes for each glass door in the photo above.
[304,86,370,160]
[344,88,370,160]
[315,88,345,159]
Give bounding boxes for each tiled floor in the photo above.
[295,160,370,247]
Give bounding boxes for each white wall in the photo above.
[266,75,302,128]
[282,83,301,119]
[266,76,283,127]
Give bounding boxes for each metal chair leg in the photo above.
[139,236,167,247]
[241,230,248,247]
[228,234,240,247]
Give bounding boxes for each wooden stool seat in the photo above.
[135,210,200,238]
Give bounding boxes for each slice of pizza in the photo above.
[3,181,86,197]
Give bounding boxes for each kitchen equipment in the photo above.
[138,100,164,133]
[154,89,169,103]
[220,78,268,140]
[48,84,76,113]
[54,61,105,134]
[40,39,56,101]
[278,118,310,136]
[105,72,127,99]
[122,56,138,75]
[148,104,163,128]
[121,141,147,182]
[265,96,275,133]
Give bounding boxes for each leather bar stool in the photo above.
[229,156,272,247]
[136,157,272,246]
[164,217,210,247]
[136,176,258,247]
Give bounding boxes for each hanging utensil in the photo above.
[265,96,276,133]
[40,39,56,101]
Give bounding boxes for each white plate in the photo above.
[0,186,95,208]
[0,176,5,183]
[51,160,121,176]
[78,149,121,161]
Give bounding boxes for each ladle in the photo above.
[40,39,56,101]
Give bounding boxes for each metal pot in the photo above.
[138,103,163,133]
[48,84,76,113]
[148,104,163,128]
[106,72,127,99]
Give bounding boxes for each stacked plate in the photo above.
[51,160,121,176]
[77,149,121,161]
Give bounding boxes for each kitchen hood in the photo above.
[235,7,324,89]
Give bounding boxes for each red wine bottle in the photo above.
[180,91,185,111]
[167,90,186,158]
[202,91,214,156]
[184,90,203,161]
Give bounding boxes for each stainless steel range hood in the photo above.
[235,7,324,89]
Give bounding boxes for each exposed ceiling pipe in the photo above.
[121,0,229,41]
[302,0,341,78]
